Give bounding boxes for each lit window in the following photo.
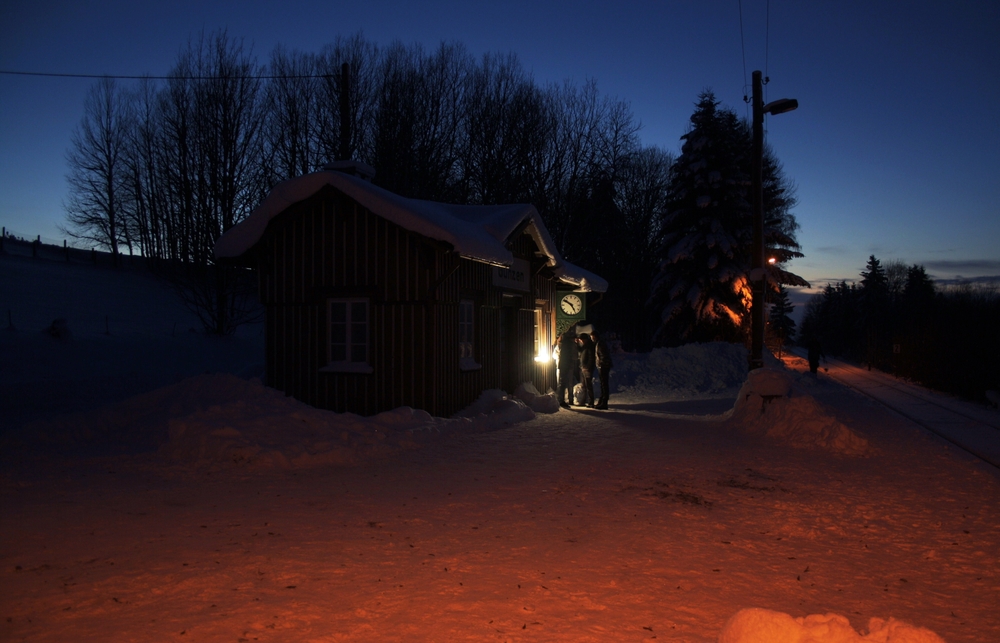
[323,298,372,373]
[533,307,542,357]
[533,307,550,361]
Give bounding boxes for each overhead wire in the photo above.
[738,0,750,120]
[737,0,775,125]
[763,0,771,135]
[0,70,335,81]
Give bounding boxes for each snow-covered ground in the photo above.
[2,252,998,642]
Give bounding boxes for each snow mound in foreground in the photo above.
[718,607,944,643]
[615,342,747,398]
[729,367,870,456]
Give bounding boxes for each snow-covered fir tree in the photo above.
[648,91,805,345]
[769,283,797,353]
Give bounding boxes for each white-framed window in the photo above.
[322,298,373,373]
[459,299,481,371]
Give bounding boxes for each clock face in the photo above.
[560,293,583,316]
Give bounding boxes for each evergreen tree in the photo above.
[769,283,796,355]
[858,255,889,368]
[648,92,750,344]
[903,264,935,313]
[648,91,805,345]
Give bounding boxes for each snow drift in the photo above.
[614,341,749,399]
[727,366,870,456]
[157,377,536,472]
[4,373,540,472]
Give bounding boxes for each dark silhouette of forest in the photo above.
[62,30,808,348]
[800,255,1000,403]
[63,32,671,344]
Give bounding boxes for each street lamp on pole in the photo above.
[749,70,797,370]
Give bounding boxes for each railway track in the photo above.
[787,348,1000,469]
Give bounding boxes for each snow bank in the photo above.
[728,367,870,456]
[160,380,539,471]
[8,374,539,472]
[614,342,748,398]
[453,388,537,426]
[513,381,561,414]
[718,607,945,643]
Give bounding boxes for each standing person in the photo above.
[556,331,578,409]
[552,337,561,396]
[592,330,613,409]
[576,332,596,408]
[807,338,825,375]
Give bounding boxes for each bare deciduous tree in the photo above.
[63,32,765,346]
[63,77,133,262]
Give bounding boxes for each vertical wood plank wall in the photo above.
[257,186,566,417]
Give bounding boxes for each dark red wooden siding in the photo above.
[256,186,563,416]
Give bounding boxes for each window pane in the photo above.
[328,298,369,366]
[331,322,346,345]
[459,300,474,361]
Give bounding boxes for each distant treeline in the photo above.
[800,256,1000,401]
[63,31,804,345]
[1,231,142,268]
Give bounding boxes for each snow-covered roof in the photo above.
[214,170,607,292]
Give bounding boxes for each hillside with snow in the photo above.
[2,252,997,642]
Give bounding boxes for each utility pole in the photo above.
[750,70,765,370]
[749,70,797,370]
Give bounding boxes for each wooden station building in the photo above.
[215,162,607,417]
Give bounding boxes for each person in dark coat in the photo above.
[556,331,579,408]
[807,338,825,374]
[576,332,596,408]
[592,330,613,409]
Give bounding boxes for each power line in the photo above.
[738,0,750,116]
[765,0,771,85]
[0,69,335,80]
[739,0,747,95]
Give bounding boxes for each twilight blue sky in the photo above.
[1,0,998,292]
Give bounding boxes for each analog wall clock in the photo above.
[560,293,583,316]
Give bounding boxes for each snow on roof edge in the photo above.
[214,170,606,292]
